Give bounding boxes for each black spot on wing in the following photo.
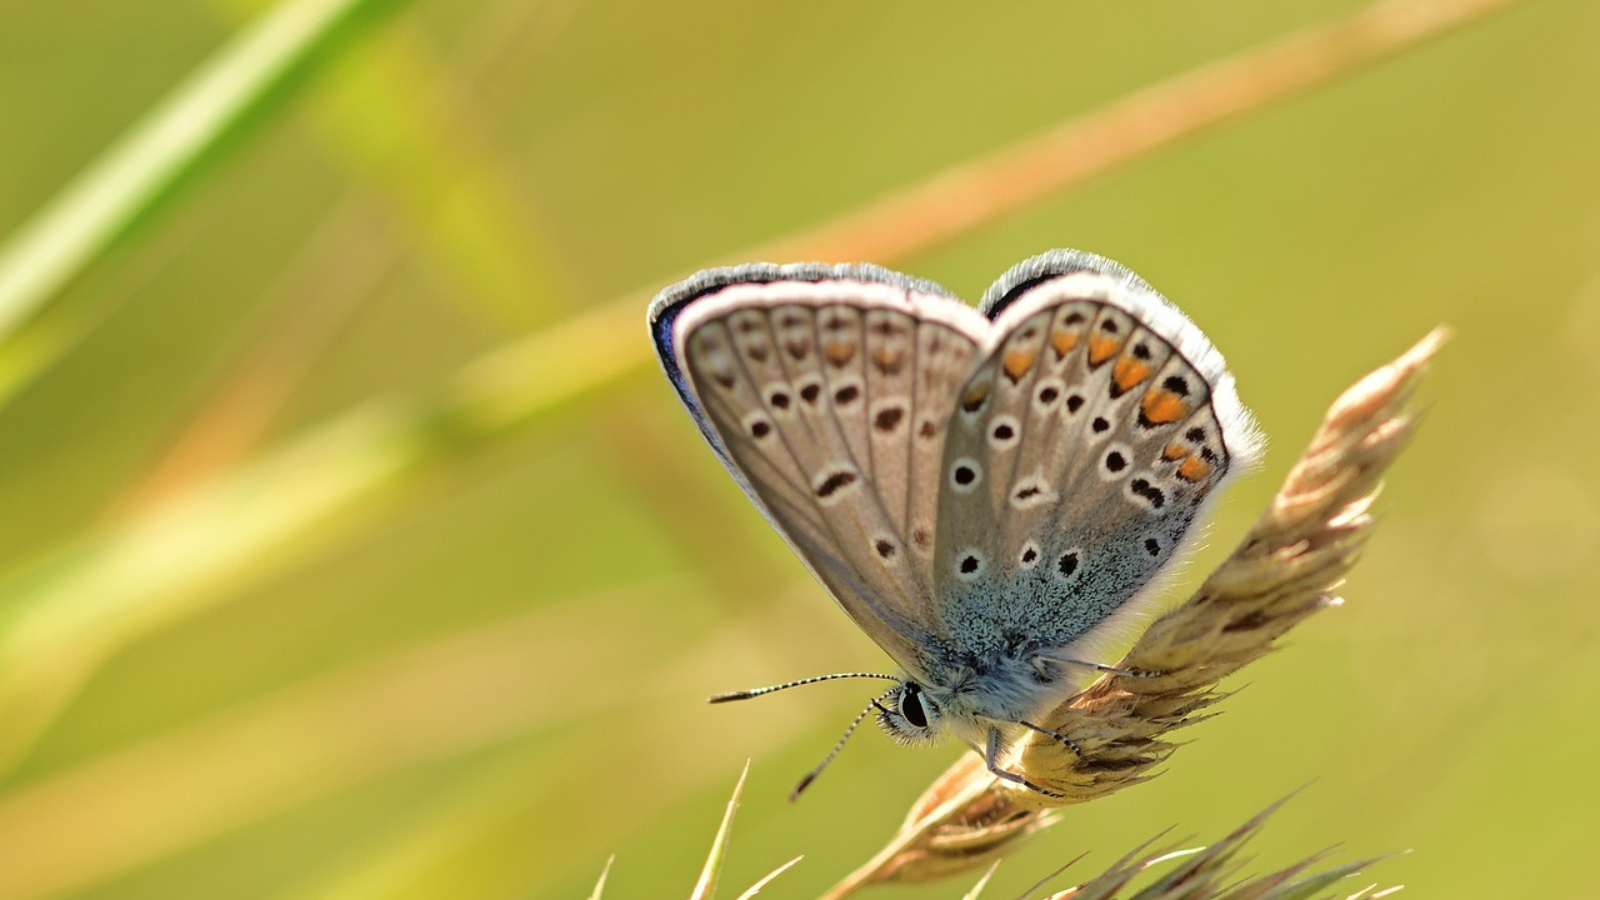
[1129,477,1165,509]
[815,469,858,498]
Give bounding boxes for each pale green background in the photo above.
[0,1,1596,898]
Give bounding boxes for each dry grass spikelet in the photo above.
[825,328,1444,892]
[823,791,1394,900]
[823,753,1061,895]
[597,769,1394,900]
[1029,796,1395,900]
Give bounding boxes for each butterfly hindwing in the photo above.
[649,264,990,676]
[932,251,1262,668]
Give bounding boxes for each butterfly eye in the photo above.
[875,683,941,745]
[899,684,929,728]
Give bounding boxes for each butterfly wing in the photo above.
[932,250,1263,673]
[649,264,991,676]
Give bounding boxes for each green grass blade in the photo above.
[0,0,406,391]
[586,855,614,900]
[690,763,749,900]
[731,856,801,900]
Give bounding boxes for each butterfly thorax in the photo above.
[910,635,1081,737]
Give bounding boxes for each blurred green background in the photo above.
[0,0,1596,898]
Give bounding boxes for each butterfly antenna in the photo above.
[708,672,901,703]
[789,687,897,802]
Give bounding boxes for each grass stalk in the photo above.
[0,0,408,399]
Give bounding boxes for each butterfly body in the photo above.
[650,250,1261,794]
[883,636,1073,752]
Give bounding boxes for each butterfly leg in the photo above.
[984,727,1065,799]
[1047,657,1165,679]
[1017,719,1083,757]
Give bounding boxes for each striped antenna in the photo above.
[789,686,900,802]
[708,672,902,703]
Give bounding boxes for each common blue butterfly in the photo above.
[648,250,1261,797]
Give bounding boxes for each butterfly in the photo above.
[648,250,1261,798]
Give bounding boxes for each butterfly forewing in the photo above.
[654,269,990,675]
[933,265,1260,664]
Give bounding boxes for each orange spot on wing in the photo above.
[1087,335,1122,366]
[824,341,857,367]
[1002,349,1037,383]
[1050,329,1080,359]
[872,348,904,374]
[1162,442,1187,461]
[1112,358,1152,392]
[1177,455,1212,482]
[1142,389,1189,425]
